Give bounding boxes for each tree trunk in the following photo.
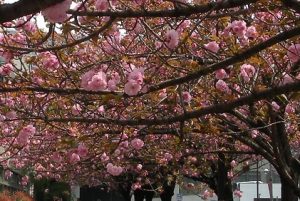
[281,176,298,201]
[216,154,233,201]
[119,183,132,201]
[160,181,175,201]
[134,189,144,201]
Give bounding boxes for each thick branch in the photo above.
[11,81,300,126]
[146,26,300,93]
[0,0,64,23]
[68,0,257,18]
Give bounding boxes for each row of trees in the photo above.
[0,0,299,200]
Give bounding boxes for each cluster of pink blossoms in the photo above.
[124,68,144,96]
[287,44,300,63]
[240,64,256,82]
[39,52,60,70]
[106,163,123,176]
[41,0,72,23]
[223,20,258,42]
[81,68,121,91]
[165,29,179,49]
[0,63,13,76]
[16,124,36,146]
[131,138,144,150]
[204,41,220,53]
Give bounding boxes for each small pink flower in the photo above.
[165,29,179,49]
[78,143,88,157]
[246,26,258,39]
[88,71,107,91]
[95,0,109,11]
[287,44,300,63]
[42,0,72,23]
[271,101,280,111]
[204,41,220,53]
[107,79,117,91]
[136,164,143,171]
[230,160,237,167]
[182,91,192,103]
[16,124,36,146]
[132,183,142,190]
[0,63,13,76]
[71,104,82,115]
[4,170,13,180]
[70,153,80,163]
[285,104,295,114]
[215,69,228,80]
[280,74,294,85]
[106,163,123,176]
[128,68,144,84]
[240,64,256,82]
[101,152,110,162]
[251,130,258,138]
[216,80,231,94]
[231,20,247,37]
[124,80,142,96]
[52,152,62,163]
[131,138,144,150]
[164,153,173,161]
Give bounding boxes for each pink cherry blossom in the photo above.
[0,63,13,76]
[95,0,109,11]
[215,69,228,80]
[271,101,280,111]
[40,52,60,70]
[231,20,247,37]
[106,163,123,176]
[71,104,82,115]
[131,138,144,150]
[240,64,256,82]
[52,152,62,163]
[107,79,117,91]
[280,73,294,85]
[215,80,231,94]
[230,160,237,167]
[182,91,192,103]
[136,164,143,171]
[285,104,295,114]
[87,71,108,91]
[124,80,142,96]
[16,124,36,146]
[70,153,80,163]
[204,41,220,53]
[287,44,300,63]
[4,170,13,180]
[165,29,179,49]
[78,143,88,157]
[128,68,144,84]
[251,130,258,138]
[101,152,110,162]
[164,152,173,161]
[41,0,72,23]
[246,26,258,39]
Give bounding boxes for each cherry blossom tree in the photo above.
[0,0,300,201]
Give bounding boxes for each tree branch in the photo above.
[0,0,65,23]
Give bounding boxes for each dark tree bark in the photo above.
[160,180,176,201]
[0,0,64,23]
[216,154,233,201]
[281,176,299,201]
[119,183,132,201]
